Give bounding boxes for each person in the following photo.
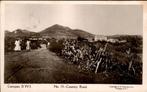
[47,42,50,46]
[14,39,21,51]
[46,42,50,49]
[26,40,31,50]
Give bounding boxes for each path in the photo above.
[5,45,95,83]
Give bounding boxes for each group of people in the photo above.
[14,39,31,51]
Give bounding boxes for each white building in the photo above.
[94,35,107,41]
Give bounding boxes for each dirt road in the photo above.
[5,46,96,83]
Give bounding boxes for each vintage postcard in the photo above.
[0,1,147,92]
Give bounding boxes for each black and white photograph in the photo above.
[3,3,143,85]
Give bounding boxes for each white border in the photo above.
[1,1,147,92]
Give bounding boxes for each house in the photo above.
[107,39,118,43]
[94,35,107,41]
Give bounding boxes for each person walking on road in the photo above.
[14,39,21,51]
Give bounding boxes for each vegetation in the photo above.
[5,37,15,52]
[48,35,142,84]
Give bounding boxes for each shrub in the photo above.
[49,39,64,54]
[5,37,15,52]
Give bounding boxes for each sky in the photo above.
[5,4,142,35]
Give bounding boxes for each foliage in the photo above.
[49,39,64,55]
[5,37,15,52]
[48,36,142,84]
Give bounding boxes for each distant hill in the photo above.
[5,24,95,40]
[5,30,12,37]
[39,24,94,39]
[5,29,36,38]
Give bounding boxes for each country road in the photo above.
[5,45,96,83]
[4,45,139,84]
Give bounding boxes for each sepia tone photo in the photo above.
[4,4,143,84]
